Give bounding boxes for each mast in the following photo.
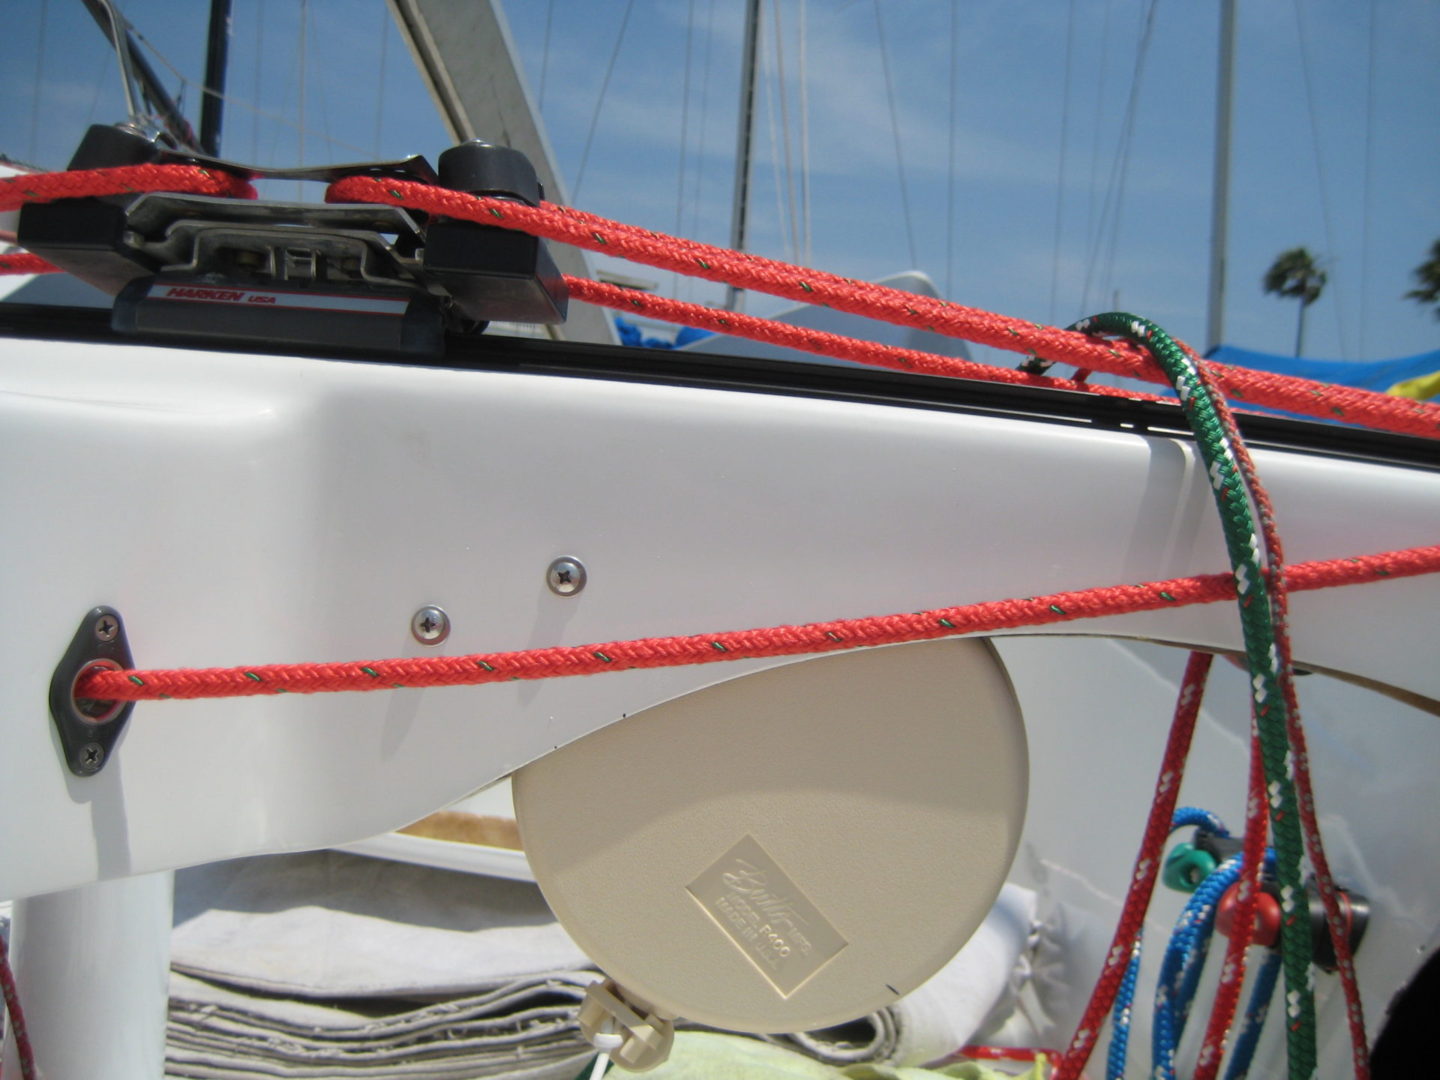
[725,0,762,311]
[1204,0,1236,356]
[200,0,233,157]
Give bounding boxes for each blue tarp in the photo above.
[614,316,712,350]
[1206,345,1440,395]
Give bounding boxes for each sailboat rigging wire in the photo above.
[27,0,49,165]
[373,5,388,157]
[675,0,697,241]
[130,20,371,158]
[1082,0,1117,279]
[1359,1,1377,337]
[571,0,635,203]
[771,0,801,267]
[250,0,263,162]
[760,23,792,261]
[538,0,555,112]
[946,0,958,301]
[871,0,918,271]
[1047,0,1078,325]
[297,0,307,192]
[1290,0,1349,360]
[1081,0,1158,315]
[306,1,335,175]
[798,0,812,266]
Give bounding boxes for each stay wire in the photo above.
[571,0,636,203]
[871,0,918,270]
[1080,0,1158,313]
[1290,0,1349,360]
[675,0,696,241]
[771,0,801,265]
[27,0,49,166]
[1047,0,1078,324]
[946,0,959,300]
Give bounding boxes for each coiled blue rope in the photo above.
[1152,857,1242,1080]
[1106,810,1230,1080]
[1105,810,1282,1080]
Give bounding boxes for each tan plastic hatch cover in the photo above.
[513,639,1028,1033]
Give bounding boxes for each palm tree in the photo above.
[1262,247,1327,357]
[1405,238,1440,320]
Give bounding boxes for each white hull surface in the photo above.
[2,326,1437,1076]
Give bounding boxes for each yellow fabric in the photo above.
[1387,370,1440,400]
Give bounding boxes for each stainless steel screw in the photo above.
[94,615,118,642]
[411,605,450,645]
[547,557,586,597]
[79,743,105,772]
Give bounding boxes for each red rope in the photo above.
[1053,651,1214,1080]
[6,163,1436,438]
[955,1044,1060,1063]
[73,544,1440,704]
[0,253,55,276]
[565,276,1170,403]
[1193,735,1269,1080]
[0,935,37,1080]
[325,176,1440,439]
[0,163,254,212]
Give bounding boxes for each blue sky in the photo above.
[5,0,1438,363]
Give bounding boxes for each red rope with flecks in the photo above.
[0,935,37,1080]
[1054,651,1214,1079]
[324,176,1440,439]
[0,163,254,212]
[74,544,1440,703]
[1192,734,1270,1080]
[0,253,53,276]
[565,276,1170,403]
[3,165,1437,438]
[956,1044,1060,1064]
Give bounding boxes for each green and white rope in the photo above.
[1070,312,1317,1080]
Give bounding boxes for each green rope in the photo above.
[1069,313,1316,1080]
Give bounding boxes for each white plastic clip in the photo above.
[577,978,675,1072]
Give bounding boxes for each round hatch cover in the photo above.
[513,639,1027,1033]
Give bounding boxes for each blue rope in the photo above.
[1153,857,1242,1080]
[1172,807,1230,835]
[1106,810,1232,1079]
[1107,810,1286,1080]
[1224,951,1283,1080]
[1106,943,1143,1080]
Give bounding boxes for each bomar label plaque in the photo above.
[687,835,847,997]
